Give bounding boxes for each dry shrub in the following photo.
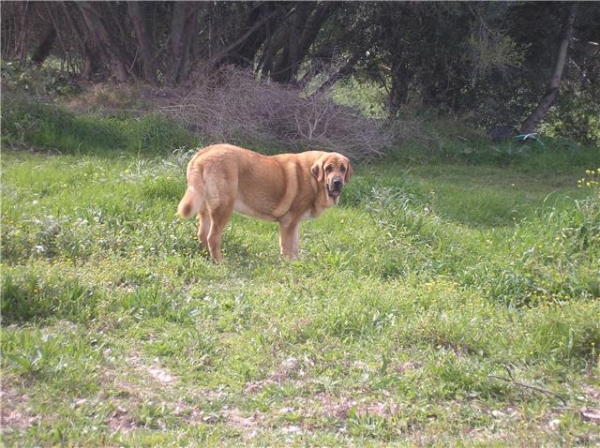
[159,68,392,161]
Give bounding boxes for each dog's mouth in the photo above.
[327,180,343,198]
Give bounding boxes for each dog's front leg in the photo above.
[279,220,301,259]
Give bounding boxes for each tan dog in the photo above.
[177,144,353,261]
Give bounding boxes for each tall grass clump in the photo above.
[2,267,101,324]
[1,92,197,156]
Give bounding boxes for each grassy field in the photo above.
[2,109,600,446]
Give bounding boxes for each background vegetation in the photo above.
[2,1,600,143]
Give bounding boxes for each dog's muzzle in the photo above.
[328,178,343,198]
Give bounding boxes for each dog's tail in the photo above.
[177,185,203,219]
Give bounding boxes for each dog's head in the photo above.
[311,152,354,204]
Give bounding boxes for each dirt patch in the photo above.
[145,365,177,386]
[314,392,401,421]
[0,384,35,431]
[107,406,139,433]
[244,356,305,394]
[96,354,183,433]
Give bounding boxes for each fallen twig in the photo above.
[489,374,568,406]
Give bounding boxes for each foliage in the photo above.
[2,1,599,143]
[1,60,82,96]
[330,76,388,118]
[576,168,600,254]
[541,86,600,147]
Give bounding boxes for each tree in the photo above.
[269,2,339,85]
[0,2,31,61]
[74,2,141,82]
[520,3,578,136]
[127,2,155,83]
[2,1,598,144]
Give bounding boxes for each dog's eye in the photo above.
[340,164,346,173]
[325,165,333,174]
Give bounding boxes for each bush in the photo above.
[1,60,82,97]
[541,86,600,147]
[160,67,392,161]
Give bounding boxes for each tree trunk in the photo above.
[520,4,578,136]
[1,2,31,61]
[296,3,339,68]
[208,6,282,71]
[30,27,56,66]
[388,57,414,117]
[308,53,361,96]
[167,2,200,86]
[77,2,131,82]
[229,3,277,69]
[272,3,337,85]
[127,2,155,83]
[60,2,102,79]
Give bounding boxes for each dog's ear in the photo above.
[345,160,354,183]
[311,161,325,182]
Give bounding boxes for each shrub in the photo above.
[160,67,392,161]
[1,60,82,97]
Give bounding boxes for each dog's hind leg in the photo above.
[206,201,234,262]
[197,209,211,250]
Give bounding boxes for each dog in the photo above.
[177,144,353,261]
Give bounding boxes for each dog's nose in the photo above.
[332,179,343,189]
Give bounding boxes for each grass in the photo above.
[1,93,198,156]
[1,105,600,446]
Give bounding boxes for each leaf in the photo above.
[5,353,34,372]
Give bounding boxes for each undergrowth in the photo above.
[1,92,198,156]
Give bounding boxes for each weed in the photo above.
[1,267,101,324]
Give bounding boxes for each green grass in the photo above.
[1,93,198,156]
[2,116,600,445]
